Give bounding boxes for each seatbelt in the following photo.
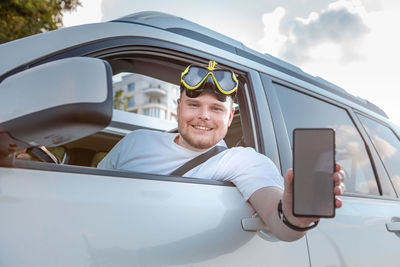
[170,146,227,176]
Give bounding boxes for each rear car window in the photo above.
[274,83,379,195]
[358,114,400,195]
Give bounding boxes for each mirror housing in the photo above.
[0,57,113,156]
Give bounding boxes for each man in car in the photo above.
[98,60,346,241]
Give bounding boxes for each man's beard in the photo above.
[179,131,217,150]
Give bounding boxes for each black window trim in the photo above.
[259,73,289,174]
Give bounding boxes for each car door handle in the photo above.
[241,217,268,232]
[386,222,400,232]
[242,216,280,242]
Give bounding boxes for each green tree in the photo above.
[113,89,132,111]
[0,0,81,44]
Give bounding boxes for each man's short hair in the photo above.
[179,85,235,107]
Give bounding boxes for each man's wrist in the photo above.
[277,200,319,232]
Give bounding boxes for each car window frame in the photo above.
[5,36,273,187]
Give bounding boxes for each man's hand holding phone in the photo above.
[248,128,346,238]
[280,128,346,230]
[281,163,346,230]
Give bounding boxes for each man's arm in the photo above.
[248,164,345,242]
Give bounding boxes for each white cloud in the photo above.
[281,0,370,64]
[257,7,288,56]
[257,0,400,126]
[301,1,400,125]
[258,1,371,64]
[295,12,319,25]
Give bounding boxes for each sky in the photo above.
[63,0,400,126]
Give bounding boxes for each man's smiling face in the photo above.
[176,91,235,152]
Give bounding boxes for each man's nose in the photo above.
[198,107,210,120]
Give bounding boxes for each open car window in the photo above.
[53,52,250,174]
[112,72,179,121]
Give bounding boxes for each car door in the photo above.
[0,163,258,266]
[261,74,400,267]
[0,31,310,266]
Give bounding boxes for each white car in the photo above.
[1,11,400,267]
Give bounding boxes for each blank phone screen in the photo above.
[293,128,335,217]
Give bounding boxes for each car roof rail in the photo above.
[111,11,247,53]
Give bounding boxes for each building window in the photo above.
[149,97,161,103]
[128,83,135,92]
[128,96,135,107]
[144,107,166,119]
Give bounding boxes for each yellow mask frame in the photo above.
[180,60,238,95]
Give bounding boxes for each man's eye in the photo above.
[189,103,198,107]
[212,107,223,112]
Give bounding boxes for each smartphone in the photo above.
[293,128,335,218]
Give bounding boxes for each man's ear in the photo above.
[177,98,181,117]
[227,107,235,126]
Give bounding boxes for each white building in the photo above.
[113,73,180,121]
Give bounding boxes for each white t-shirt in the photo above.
[98,129,283,200]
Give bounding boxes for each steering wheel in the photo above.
[27,146,59,164]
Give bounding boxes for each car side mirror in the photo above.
[0,57,113,157]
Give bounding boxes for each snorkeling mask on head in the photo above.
[180,60,238,102]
